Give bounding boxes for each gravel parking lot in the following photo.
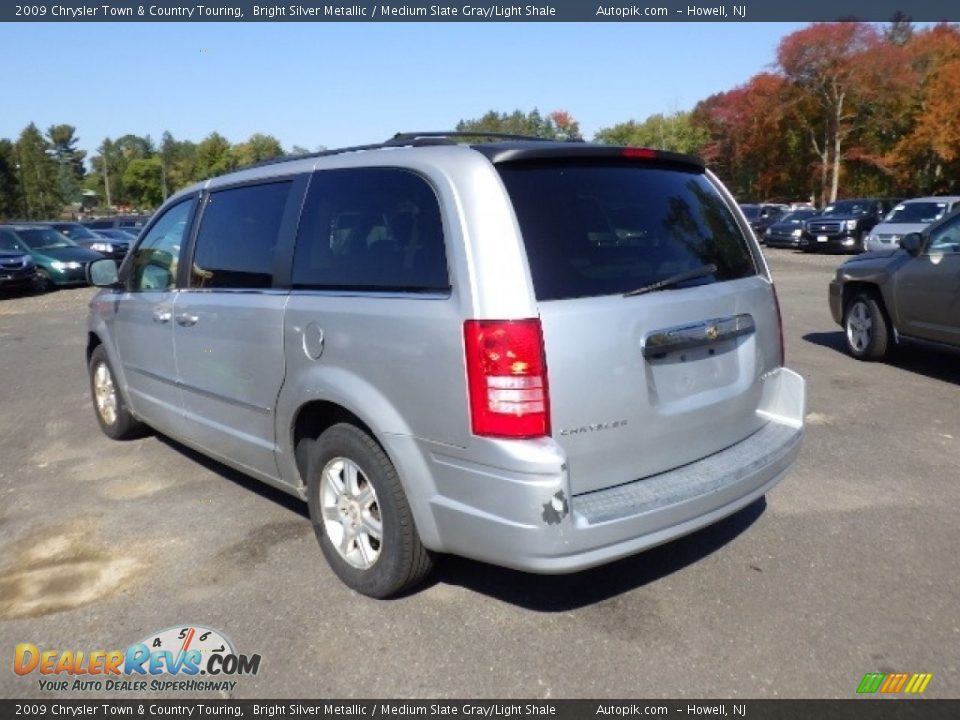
[1,248,958,699]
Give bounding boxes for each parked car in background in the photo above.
[0,224,104,291]
[0,231,38,293]
[763,209,820,249]
[47,221,130,261]
[82,215,151,233]
[739,203,786,238]
[829,206,960,360]
[93,228,139,241]
[85,132,805,598]
[863,196,960,253]
[801,198,900,253]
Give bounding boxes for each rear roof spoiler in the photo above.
[470,142,705,170]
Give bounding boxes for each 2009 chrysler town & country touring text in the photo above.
[86,133,806,597]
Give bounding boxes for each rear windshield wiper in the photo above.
[623,263,718,298]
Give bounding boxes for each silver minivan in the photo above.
[86,133,805,597]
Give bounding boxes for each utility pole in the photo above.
[14,146,30,220]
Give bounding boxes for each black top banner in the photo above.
[2,0,960,22]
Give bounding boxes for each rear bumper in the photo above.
[397,368,805,573]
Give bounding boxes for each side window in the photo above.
[190,181,292,289]
[130,198,195,292]
[292,168,449,292]
[928,215,960,254]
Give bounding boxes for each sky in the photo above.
[1,22,809,157]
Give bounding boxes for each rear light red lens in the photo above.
[463,319,551,438]
[622,147,657,159]
[772,284,785,366]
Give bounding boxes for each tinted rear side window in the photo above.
[292,168,449,292]
[191,181,292,289]
[498,162,757,301]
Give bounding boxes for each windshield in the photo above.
[53,224,99,241]
[779,210,818,224]
[822,200,873,216]
[498,161,757,301]
[883,202,951,224]
[17,228,78,250]
[739,204,760,220]
[0,231,28,252]
[98,229,136,241]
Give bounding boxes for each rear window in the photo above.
[497,162,757,301]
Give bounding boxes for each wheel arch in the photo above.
[842,281,894,333]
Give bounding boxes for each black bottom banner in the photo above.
[3,700,959,720]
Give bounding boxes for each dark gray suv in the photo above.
[829,207,960,359]
[85,133,806,597]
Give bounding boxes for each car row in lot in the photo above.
[0,224,106,292]
[0,219,142,295]
[749,196,960,255]
[798,198,900,253]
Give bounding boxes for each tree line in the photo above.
[0,127,291,220]
[2,20,958,221]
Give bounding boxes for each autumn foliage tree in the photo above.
[693,74,811,202]
[776,22,912,204]
[887,24,960,193]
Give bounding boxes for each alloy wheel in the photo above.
[319,457,382,569]
[93,361,118,426]
[846,301,872,353]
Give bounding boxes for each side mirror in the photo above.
[900,233,922,257]
[88,258,120,287]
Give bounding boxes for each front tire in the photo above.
[307,423,433,598]
[844,293,890,361]
[31,270,53,293]
[88,345,145,439]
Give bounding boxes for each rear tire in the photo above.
[88,345,145,439]
[307,423,433,598]
[843,293,890,361]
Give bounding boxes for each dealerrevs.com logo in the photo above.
[14,625,261,693]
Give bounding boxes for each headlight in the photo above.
[90,242,114,253]
[844,219,859,231]
[791,228,802,237]
[764,227,772,236]
[50,261,81,271]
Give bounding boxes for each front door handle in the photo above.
[176,313,199,327]
[152,309,172,324]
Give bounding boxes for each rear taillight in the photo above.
[463,319,551,439]
[772,284,785,366]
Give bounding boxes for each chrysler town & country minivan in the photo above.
[86,133,806,597]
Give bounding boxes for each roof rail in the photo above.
[243,131,571,171]
[386,131,557,144]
